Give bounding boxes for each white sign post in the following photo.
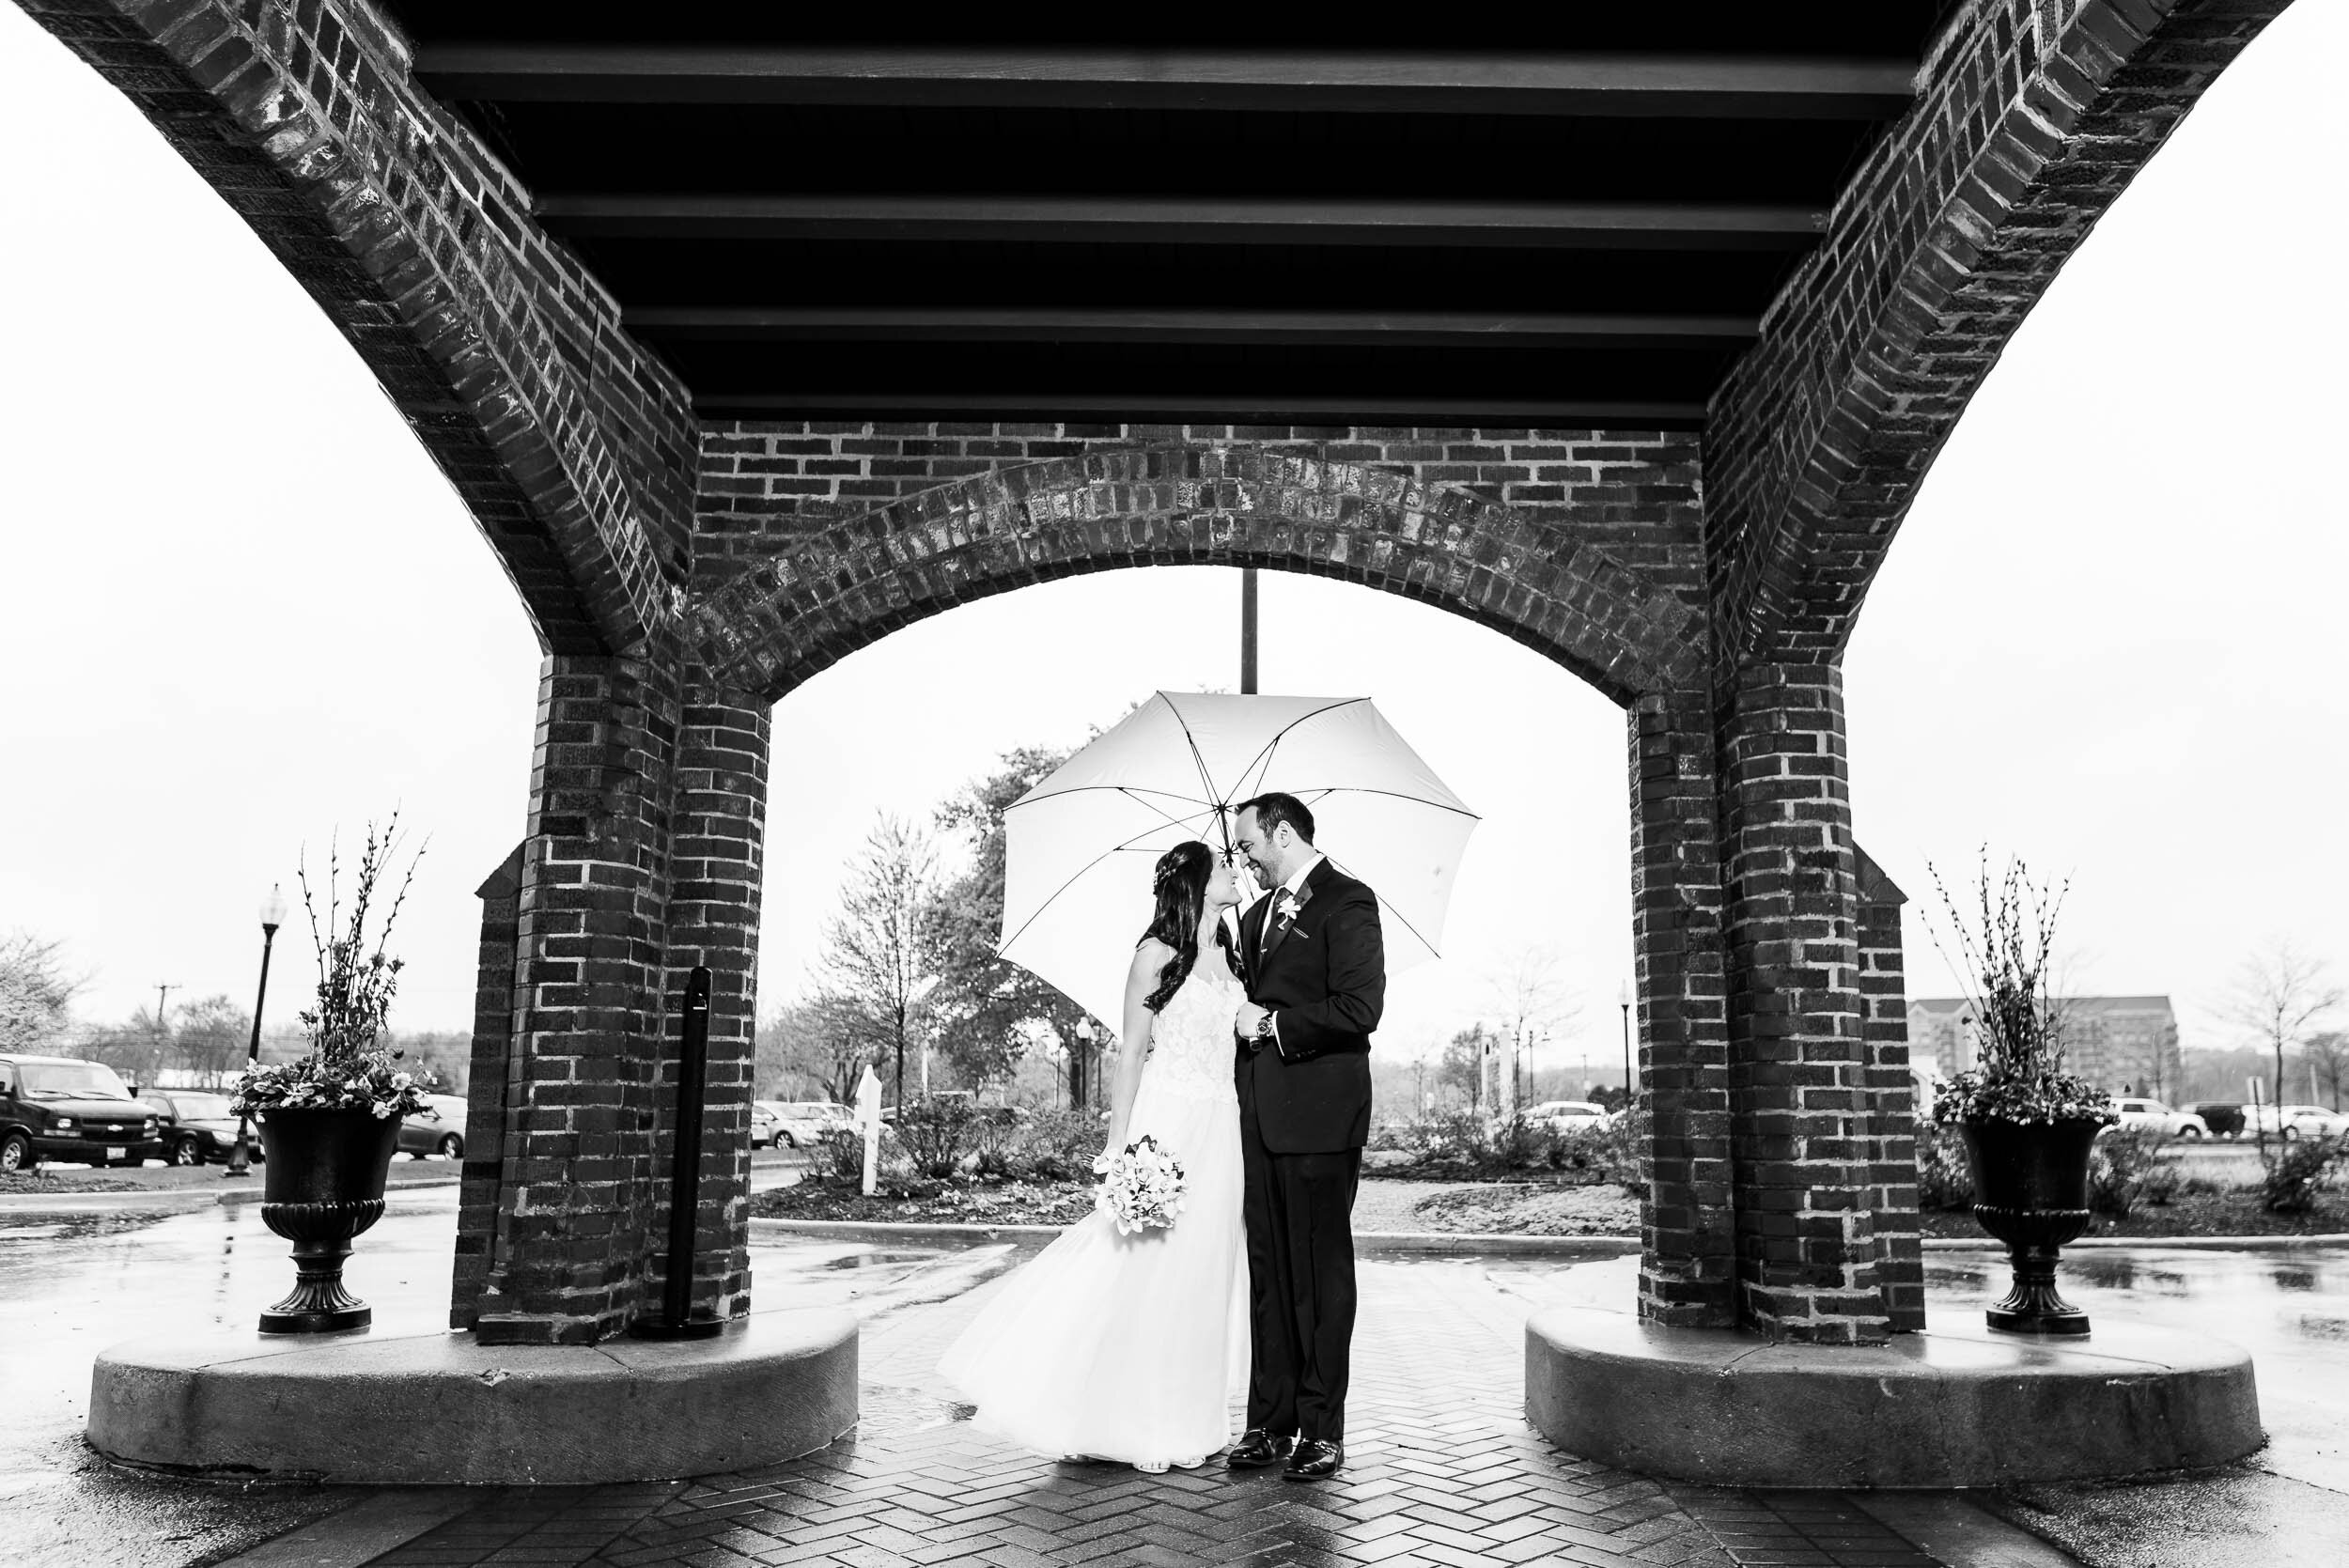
[855,1064,883,1197]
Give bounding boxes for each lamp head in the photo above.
[259,882,288,933]
[1617,979,1630,1008]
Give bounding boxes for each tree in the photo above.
[1482,945,1579,1104]
[0,930,85,1051]
[79,1003,174,1088]
[758,997,879,1105]
[173,994,251,1087]
[2306,1032,2349,1112]
[1439,1023,1499,1110]
[2219,939,2342,1109]
[817,815,941,1108]
[920,745,1100,1093]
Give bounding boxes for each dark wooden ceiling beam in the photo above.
[416,45,1915,118]
[625,306,1760,348]
[689,392,1708,426]
[539,195,1823,249]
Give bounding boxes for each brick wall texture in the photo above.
[22,0,2270,1344]
[1704,0,2285,671]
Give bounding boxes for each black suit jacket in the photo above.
[1236,858,1385,1154]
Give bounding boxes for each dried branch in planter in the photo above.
[1924,847,2115,1127]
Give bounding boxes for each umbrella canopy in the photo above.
[999,692,1479,1028]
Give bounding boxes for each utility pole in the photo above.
[1240,569,1259,694]
[148,984,178,1092]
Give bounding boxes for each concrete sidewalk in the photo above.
[214,1254,2094,1568]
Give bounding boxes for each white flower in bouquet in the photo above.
[1099,1133,1187,1235]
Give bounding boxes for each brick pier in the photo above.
[15,0,2290,1361]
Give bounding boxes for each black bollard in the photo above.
[633,965,724,1340]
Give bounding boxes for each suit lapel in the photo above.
[1256,861,1330,975]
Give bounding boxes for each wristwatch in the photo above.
[1253,1012,1277,1041]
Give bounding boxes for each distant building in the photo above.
[1909,996,2182,1097]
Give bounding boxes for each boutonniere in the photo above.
[1291,882,1315,914]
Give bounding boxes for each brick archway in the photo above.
[688,442,1711,708]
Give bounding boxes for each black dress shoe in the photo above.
[1282,1438,1343,1482]
[1224,1429,1294,1469]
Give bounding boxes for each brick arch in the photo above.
[23,0,697,656]
[690,443,1709,706]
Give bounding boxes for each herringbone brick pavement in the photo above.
[363,1253,1954,1568]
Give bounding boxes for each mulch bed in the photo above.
[751,1175,1101,1226]
[1920,1191,2349,1239]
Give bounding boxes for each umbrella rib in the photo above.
[999,815,1215,955]
[1323,857,1449,960]
[1169,699,1237,854]
[1259,784,1483,822]
[1007,782,1215,812]
[1231,695,1367,801]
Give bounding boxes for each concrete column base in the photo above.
[1527,1306,2262,1488]
[87,1309,858,1484]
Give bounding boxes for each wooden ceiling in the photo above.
[394,7,1959,429]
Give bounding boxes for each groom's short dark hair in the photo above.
[1236,791,1315,846]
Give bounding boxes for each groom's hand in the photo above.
[1235,1000,1269,1047]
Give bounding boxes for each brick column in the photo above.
[1857,850,1924,1333]
[1717,660,1888,1344]
[1626,692,1736,1327]
[647,679,770,1323]
[450,845,522,1328]
[471,655,682,1346]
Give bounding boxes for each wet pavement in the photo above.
[6,1194,2347,1568]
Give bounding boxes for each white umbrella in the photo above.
[999,692,1479,1028]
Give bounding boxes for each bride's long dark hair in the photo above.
[1140,840,1237,1012]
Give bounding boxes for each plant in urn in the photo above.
[229,815,433,1333]
[1925,851,2117,1335]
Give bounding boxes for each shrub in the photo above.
[2090,1127,2175,1219]
[1915,1121,1974,1211]
[2261,1134,2343,1214]
[1017,1109,1107,1181]
[813,1125,867,1183]
[968,1107,1027,1180]
[893,1095,980,1179]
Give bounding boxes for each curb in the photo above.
[0,1174,462,1212]
[748,1217,1640,1255]
[747,1217,2349,1256]
[1924,1231,2349,1251]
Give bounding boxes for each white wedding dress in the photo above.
[937,953,1250,1467]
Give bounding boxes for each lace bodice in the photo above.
[1140,950,1245,1103]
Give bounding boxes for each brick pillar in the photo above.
[472,654,681,1346]
[1857,849,1924,1333]
[647,678,770,1323]
[1717,660,1889,1344]
[1627,691,1736,1327]
[450,844,522,1329]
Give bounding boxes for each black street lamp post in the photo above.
[1618,979,1634,1110]
[226,884,288,1178]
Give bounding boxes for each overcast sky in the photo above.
[3,4,2344,1081]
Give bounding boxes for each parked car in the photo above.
[397,1093,468,1158]
[0,1054,163,1171]
[757,1100,853,1149]
[2245,1104,2349,1141]
[749,1101,784,1149]
[2191,1102,2247,1138]
[2111,1098,2208,1139]
[1526,1100,1613,1133]
[138,1088,246,1166]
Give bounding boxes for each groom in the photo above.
[1227,791,1384,1483]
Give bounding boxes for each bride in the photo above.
[937,839,1250,1472]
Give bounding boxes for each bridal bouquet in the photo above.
[1097,1134,1187,1234]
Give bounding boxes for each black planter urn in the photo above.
[1957,1117,2101,1336]
[256,1107,402,1333]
